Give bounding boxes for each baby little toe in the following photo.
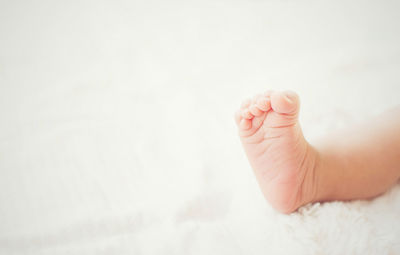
[234,110,242,126]
[241,98,252,109]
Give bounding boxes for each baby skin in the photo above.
[235,90,400,213]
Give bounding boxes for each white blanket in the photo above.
[1,0,400,254]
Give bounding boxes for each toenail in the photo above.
[284,91,296,99]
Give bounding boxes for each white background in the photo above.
[1,0,400,254]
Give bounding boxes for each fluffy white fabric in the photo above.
[1,0,400,254]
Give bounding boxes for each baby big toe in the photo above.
[270,90,299,115]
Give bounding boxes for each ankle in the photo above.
[309,146,338,203]
[298,144,321,206]
[278,144,320,213]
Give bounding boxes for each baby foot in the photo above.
[235,90,318,213]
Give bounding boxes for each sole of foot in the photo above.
[235,90,318,213]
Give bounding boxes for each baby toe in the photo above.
[263,90,274,98]
[234,110,242,125]
[256,97,271,112]
[242,108,254,119]
[241,98,251,109]
[270,90,300,115]
[249,104,263,116]
[239,118,252,130]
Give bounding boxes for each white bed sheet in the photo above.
[1,0,400,254]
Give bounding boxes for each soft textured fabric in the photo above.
[1,0,400,254]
